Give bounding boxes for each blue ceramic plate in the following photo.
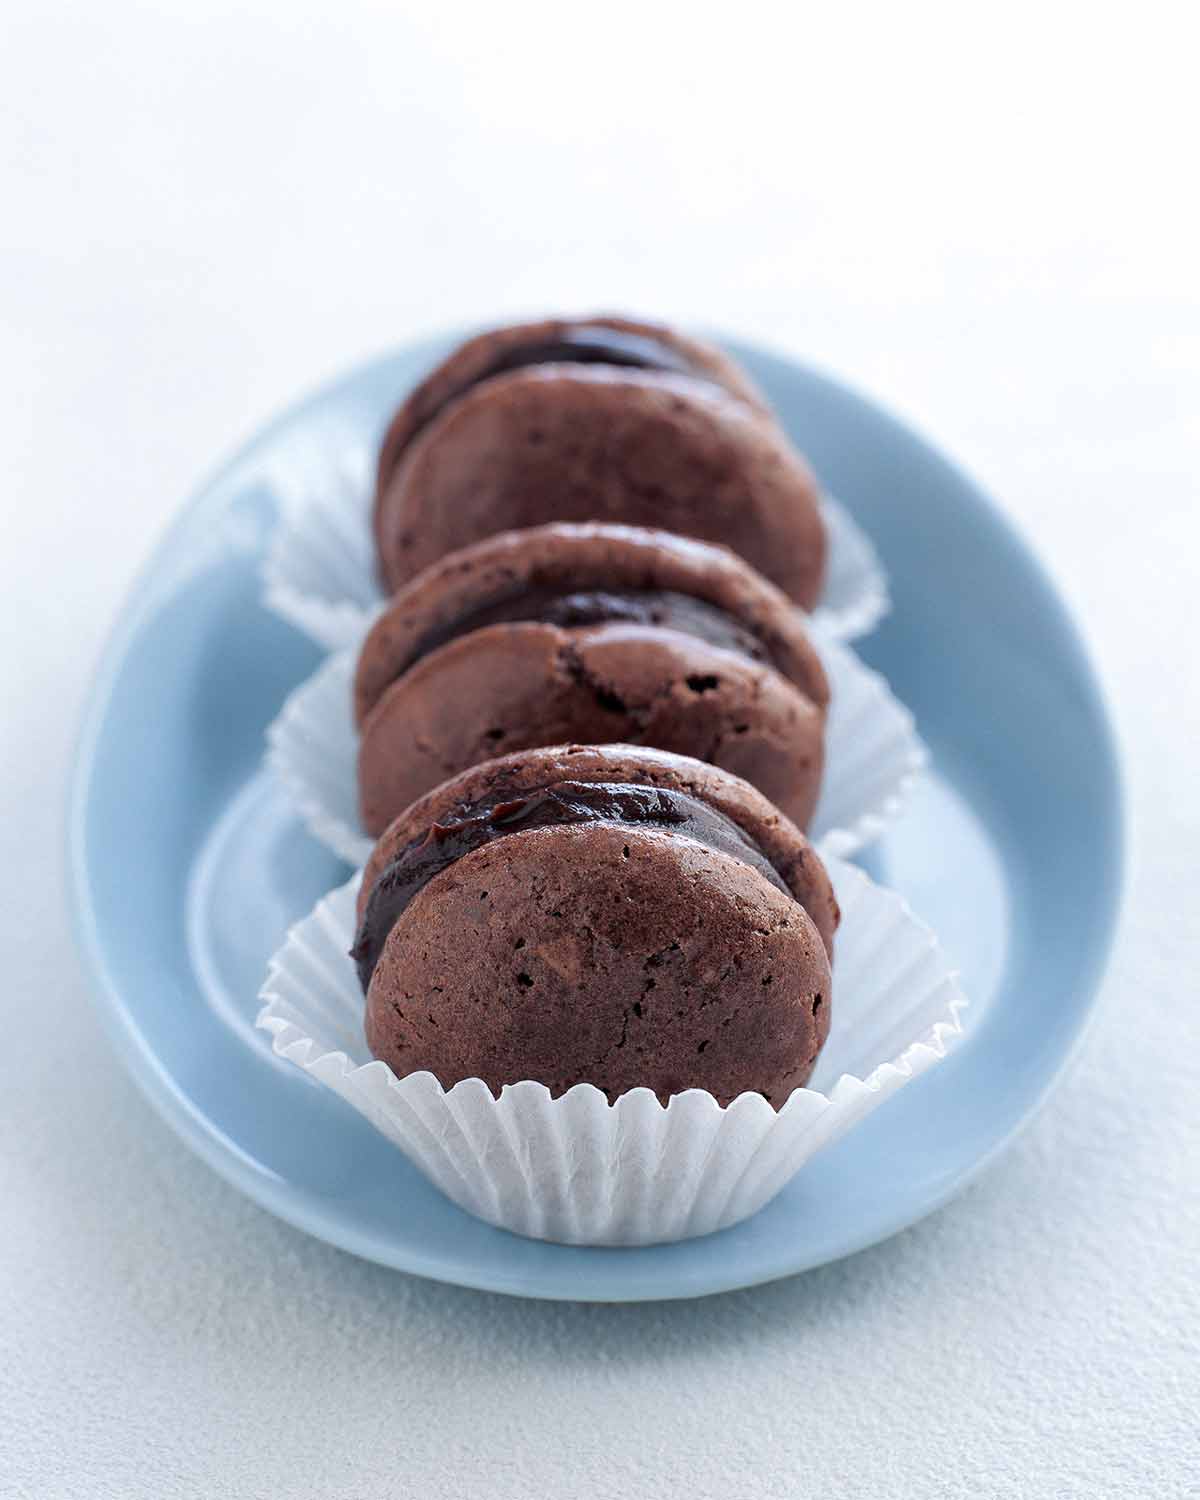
[69,333,1124,1301]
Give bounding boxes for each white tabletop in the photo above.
[3,4,1197,1495]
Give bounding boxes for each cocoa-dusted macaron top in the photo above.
[355,743,839,968]
[375,315,768,512]
[353,523,829,730]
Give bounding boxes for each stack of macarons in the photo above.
[351,317,845,1104]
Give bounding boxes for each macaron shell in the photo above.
[373,314,770,512]
[375,366,827,606]
[358,743,838,959]
[356,622,825,840]
[353,521,828,727]
[364,821,831,1106]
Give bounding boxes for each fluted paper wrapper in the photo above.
[265,628,925,867]
[261,429,889,649]
[258,856,964,1246]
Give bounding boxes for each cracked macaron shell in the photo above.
[359,745,836,1106]
[354,522,828,727]
[357,620,826,838]
[355,524,830,838]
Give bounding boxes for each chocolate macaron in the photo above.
[353,744,837,1106]
[354,523,830,838]
[373,315,827,607]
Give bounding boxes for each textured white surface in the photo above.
[2,3,1198,1496]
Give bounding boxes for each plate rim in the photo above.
[67,332,1126,1301]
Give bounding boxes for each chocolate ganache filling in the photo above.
[481,324,698,382]
[387,324,708,476]
[408,587,770,672]
[350,781,790,991]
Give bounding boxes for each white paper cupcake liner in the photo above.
[261,422,889,650]
[261,431,379,652]
[258,855,965,1246]
[812,496,890,641]
[265,626,924,868]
